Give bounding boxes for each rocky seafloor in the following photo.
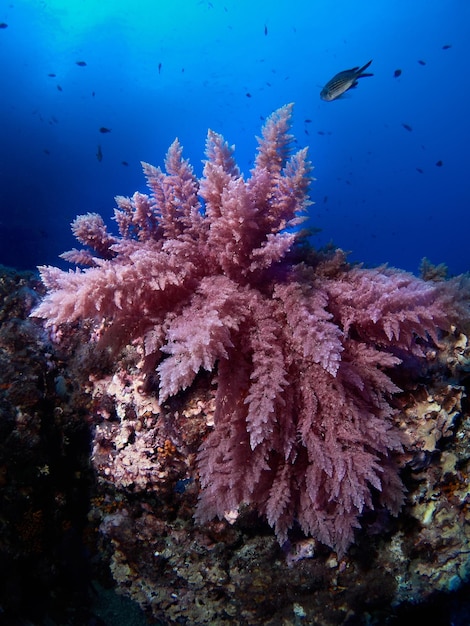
[0,264,469,626]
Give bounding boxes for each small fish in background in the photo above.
[99,127,112,133]
[418,59,426,65]
[121,161,129,166]
[416,167,424,173]
[76,60,87,66]
[48,73,56,77]
[57,84,63,91]
[158,62,162,74]
[393,69,402,78]
[320,59,373,101]
[435,160,443,167]
[0,22,8,29]
[402,123,413,132]
[442,44,452,50]
[264,24,268,35]
[96,145,103,162]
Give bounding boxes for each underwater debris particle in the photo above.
[264,24,268,35]
[402,123,413,132]
[246,92,252,97]
[416,167,424,173]
[158,62,162,74]
[99,127,112,133]
[418,59,426,65]
[56,85,63,91]
[393,69,402,78]
[96,145,103,162]
[435,160,443,167]
[76,61,87,66]
[442,44,452,50]
[48,73,56,77]
[121,161,129,166]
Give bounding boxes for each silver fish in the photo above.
[320,60,373,101]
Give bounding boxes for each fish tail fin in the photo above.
[357,59,373,76]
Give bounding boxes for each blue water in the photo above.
[1,0,469,275]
